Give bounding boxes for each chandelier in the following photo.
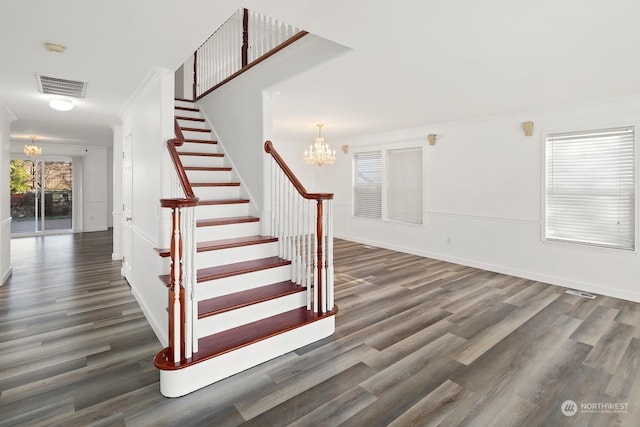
[304,123,336,166]
[24,136,42,157]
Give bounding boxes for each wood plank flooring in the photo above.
[2,231,640,426]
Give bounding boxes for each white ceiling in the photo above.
[2,1,640,146]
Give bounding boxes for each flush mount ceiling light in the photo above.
[44,42,65,53]
[49,98,74,111]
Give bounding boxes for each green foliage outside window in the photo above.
[10,160,31,193]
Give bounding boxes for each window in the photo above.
[545,126,635,250]
[353,151,382,220]
[353,147,424,225]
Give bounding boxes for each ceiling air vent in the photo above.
[36,74,87,98]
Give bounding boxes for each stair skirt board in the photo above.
[197,241,278,267]
[197,291,306,338]
[158,314,335,397]
[196,222,260,241]
[197,265,292,300]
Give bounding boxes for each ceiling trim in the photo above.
[0,98,17,122]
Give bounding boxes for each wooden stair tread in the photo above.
[177,151,224,157]
[176,116,205,122]
[197,256,291,282]
[175,97,194,102]
[197,216,259,227]
[198,198,250,206]
[175,106,199,112]
[181,127,211,133]
[154,307,336,370]
[184,166,231,171]
[158,256,290,286]
[155,235,277,258]
[191,182,240,187]
[198,281,303,318]
[197,235,278,252]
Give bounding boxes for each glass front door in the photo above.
[10,159,73,235]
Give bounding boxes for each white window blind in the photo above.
[353,151,382,219]
[545,126,635,250]
[387,147,423,224]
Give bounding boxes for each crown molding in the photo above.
[0,98,17,122]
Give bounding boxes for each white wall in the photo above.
[196,34,350,221]
[0,105,14,285]
[112,124,123,260]
[292,97,640,302]
[8,141,110,233]
[119,68,174,344]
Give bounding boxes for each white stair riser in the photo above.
[196,203,249,219]
[180,142,219,154]
[182,130,213,140]
[186,170,230,182]
[178,119,206,129]
[196,221,260,241]
[197,265,292,300]
[174,108,201,119]
[193,186,239,200]
[197,241,278,267]
[175,100,196,109]
[159,315,335,397]
[196,292,306,338]
[179,155,226,168]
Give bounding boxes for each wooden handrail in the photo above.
[195,31,309,101]
[265,140,334,315]
[264,141,333,201]
[166,118,198,203]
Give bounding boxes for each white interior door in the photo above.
[122,131,133,280]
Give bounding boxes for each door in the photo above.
[10,158,73,235]
[121,131,133,280]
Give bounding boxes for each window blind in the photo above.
[545,126,635,250]
[387,147,423,224]
[353,151,382,219]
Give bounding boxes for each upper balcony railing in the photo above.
[193,8,307,99]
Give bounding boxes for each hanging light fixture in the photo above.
[24,136,42,157]
[304,123,336,166]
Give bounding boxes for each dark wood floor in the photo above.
[1,231,639,426]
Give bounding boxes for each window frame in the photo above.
[541,123,638,252]
[351,142,425,226]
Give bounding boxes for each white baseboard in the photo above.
[130,286,167,348]
[1,267,12,286]
[334,233,640,304]
[159,314,335,397]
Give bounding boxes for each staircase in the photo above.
[154,99,336,398]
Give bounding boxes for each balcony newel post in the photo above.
[242,8,249,68]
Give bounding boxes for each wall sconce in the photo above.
[341,145,349,154]
[427,134,438,145]
[522,121,534,136]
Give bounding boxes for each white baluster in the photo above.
[306,199,312,307]
[326,200,334,312]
